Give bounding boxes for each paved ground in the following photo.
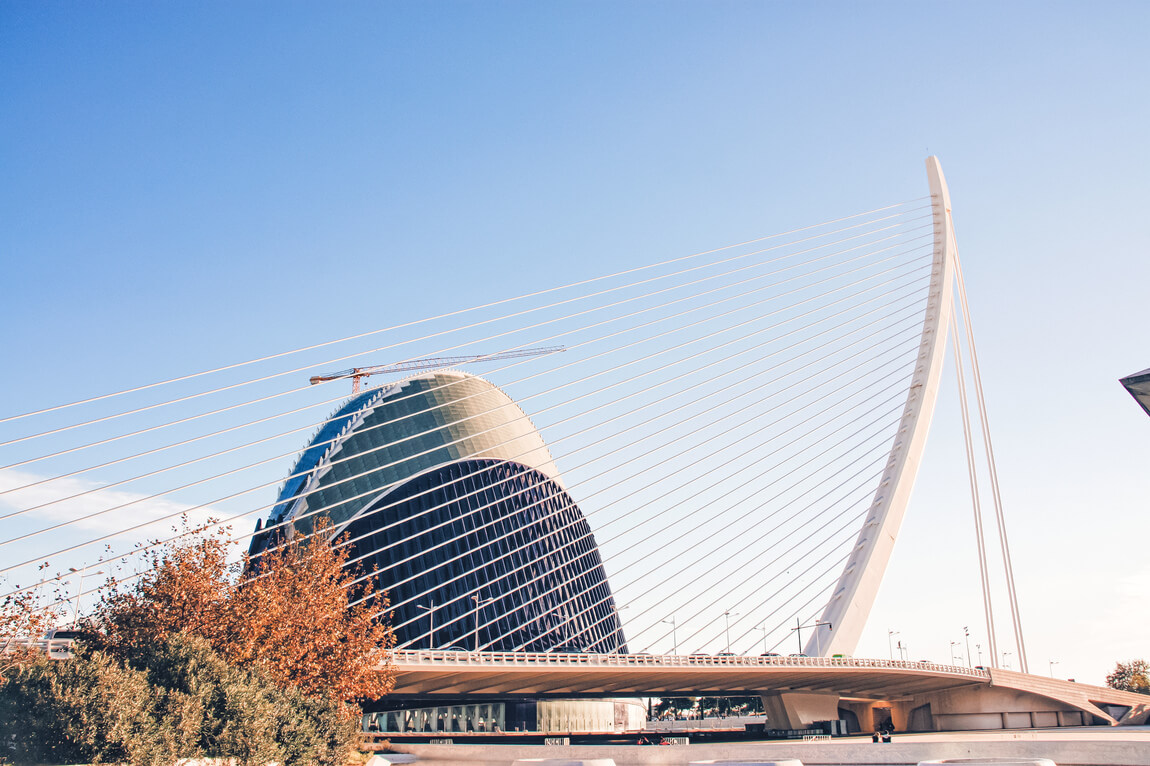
[390,726,1150,766]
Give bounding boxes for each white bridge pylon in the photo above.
[807,157,956,658]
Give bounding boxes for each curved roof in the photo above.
[1121,366,1150,419]
[268,370,564,533]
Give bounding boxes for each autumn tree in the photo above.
[225,524,395,702]
[93,516,395,704]
[1,567,69,688]
[1106,659,1150,694]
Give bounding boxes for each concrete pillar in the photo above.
[839,700,875,732]
[760,692,840,729]
[890,701,911,733]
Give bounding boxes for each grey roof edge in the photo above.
[1119,366,1150,419]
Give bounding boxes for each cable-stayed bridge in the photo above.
[2,158,1146,732]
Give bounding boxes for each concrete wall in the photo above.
[910,684,1098,731]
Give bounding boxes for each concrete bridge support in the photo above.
[759,692,840,729]
[759,678,1150,734]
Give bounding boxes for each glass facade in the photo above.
[250,371,626,653]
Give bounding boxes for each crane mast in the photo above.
[308,346,565,393]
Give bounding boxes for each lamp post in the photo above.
[888,629,900,660]
[950,641,961,665]
[814,620,832,657]
[472,595,492,652]
[790,619,830,656]
[1002,651,1012,670]
[723,610,738,653]
[1049,660,1059,678]
[963,626,972,668]
[975,643,983,666]
[68,566,103,627]
[416,601,435,649]
[662,616,677,655]
[757,623,769,654]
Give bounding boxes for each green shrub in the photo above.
[0,647,176,766]
[0,634,358,766]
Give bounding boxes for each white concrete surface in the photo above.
[367,756,419,765]
[392,726,1150,766]
[510,760,618,766]
[689,760,804,766]
[918,760,1057,766]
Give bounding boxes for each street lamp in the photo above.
[68,566,103,627]
[472,595,493,652]
[813,620,832,657]
[963,626,972,668]
[662,616,677,655]
[888,629,900,660]
[416,601,435,649]
[723,610,738,653]
[1049,660,1059,678]
[790,618,829,656]
[1002,651,1013,670]
[950,641,961,665]
[757,623,769,654]
[975,643,983,666]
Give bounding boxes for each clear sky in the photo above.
[2,2,1148,686]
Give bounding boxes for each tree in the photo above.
[1,567,69,689]
[1106,659,1150,694]
[0,635,357,766]
[654,696,697,717]
[93,516,395,704]
[225,523,395,702]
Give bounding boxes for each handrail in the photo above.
[1,637,75,658]
[387,649,989,679]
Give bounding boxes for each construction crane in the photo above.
[308,346,565,393]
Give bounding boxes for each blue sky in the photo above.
[2,2,1148,685]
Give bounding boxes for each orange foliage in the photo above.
[95,518,394,704]
[1,566,70,687]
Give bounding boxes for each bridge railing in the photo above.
[389,650,989,679]
[1,637,75,660]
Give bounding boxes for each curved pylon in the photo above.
[804,156,956,657]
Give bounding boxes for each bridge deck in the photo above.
[389,650,988,698]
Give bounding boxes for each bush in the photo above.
[0,646,175,765]
[0,634,358,766]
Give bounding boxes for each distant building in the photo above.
[1120,367,1150,419]
[249,370,626,654]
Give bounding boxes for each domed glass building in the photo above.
[249,370,627,654]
